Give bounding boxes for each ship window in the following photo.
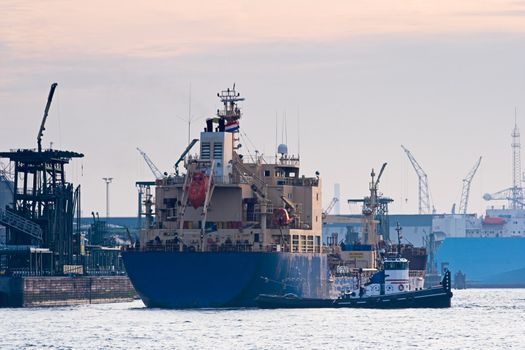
[384,261,408,270]
[201,143,211,159]
[254,233,259,242]
[213,143,223,159]
[287,193,293,199]
[264,170,270,177]
[316,193,319,201]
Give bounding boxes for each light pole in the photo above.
[102,177,113,219]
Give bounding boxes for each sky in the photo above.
[1,1,525,217]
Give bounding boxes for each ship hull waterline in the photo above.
[256,287,453,309]
[122,251,330,309]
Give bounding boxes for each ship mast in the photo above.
[363,163,387,246]
[217,84,244,150]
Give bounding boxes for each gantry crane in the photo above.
[136,147,164,179]
[458,156,482,214]
[401,145,431,214]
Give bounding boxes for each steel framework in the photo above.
[458,157,482,214]
[401,145,431,214]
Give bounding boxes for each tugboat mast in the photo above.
[395,222,403,257]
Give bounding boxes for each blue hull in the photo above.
[436,237,525,287]
[122,251,329,308]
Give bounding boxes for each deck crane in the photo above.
[174,138,199,176]
[458,156,482,214]
[37,82,58,152]
[401,145,431,214]
[136,147,164,179]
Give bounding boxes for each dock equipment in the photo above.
[458,157,482,215]
[137,147,163,179]
[401,145,432,214]
[484,117,525,209]
[0,83,84,275]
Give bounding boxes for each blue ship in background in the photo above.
[436,237,525,287]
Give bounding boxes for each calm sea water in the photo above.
[1,289,524,349]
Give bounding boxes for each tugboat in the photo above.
[256,256,453,309]
[257,165,453,309]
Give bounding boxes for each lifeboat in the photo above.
[273,208,293,226]
[482,216,506,225]
[188,172,209,209]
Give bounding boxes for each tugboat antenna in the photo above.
[395,222,403,257]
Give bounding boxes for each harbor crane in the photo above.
[483,188,525,208]
[401,145,431,214]
[322,197,339,220]
[136,147,164,179]
[484,118,525,209]
[458,156,482,214]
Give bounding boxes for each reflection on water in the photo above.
[1,289,524,349]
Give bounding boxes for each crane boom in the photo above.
[37,82,58,152]
[401,145,431,214]
[323,197,339,218]
[375,162,387,186]
[459,156,482,214]
[174,138,199,175]
[483,187,525,207]
[136,147,163,179]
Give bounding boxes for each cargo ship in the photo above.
[122,87,330,308]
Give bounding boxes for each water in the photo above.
[1,289,524,349]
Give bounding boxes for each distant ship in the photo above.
[122,87,329,308]
[434,119,525,287]
[434,208,525,288]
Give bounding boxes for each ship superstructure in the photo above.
[123,87,328,308]
[140,87,322,254]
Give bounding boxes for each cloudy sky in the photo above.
[1,1,525,216]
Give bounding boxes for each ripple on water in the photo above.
[0,289,524,349]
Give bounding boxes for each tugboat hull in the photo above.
[256,271,453,309]
[257,287,452,309]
